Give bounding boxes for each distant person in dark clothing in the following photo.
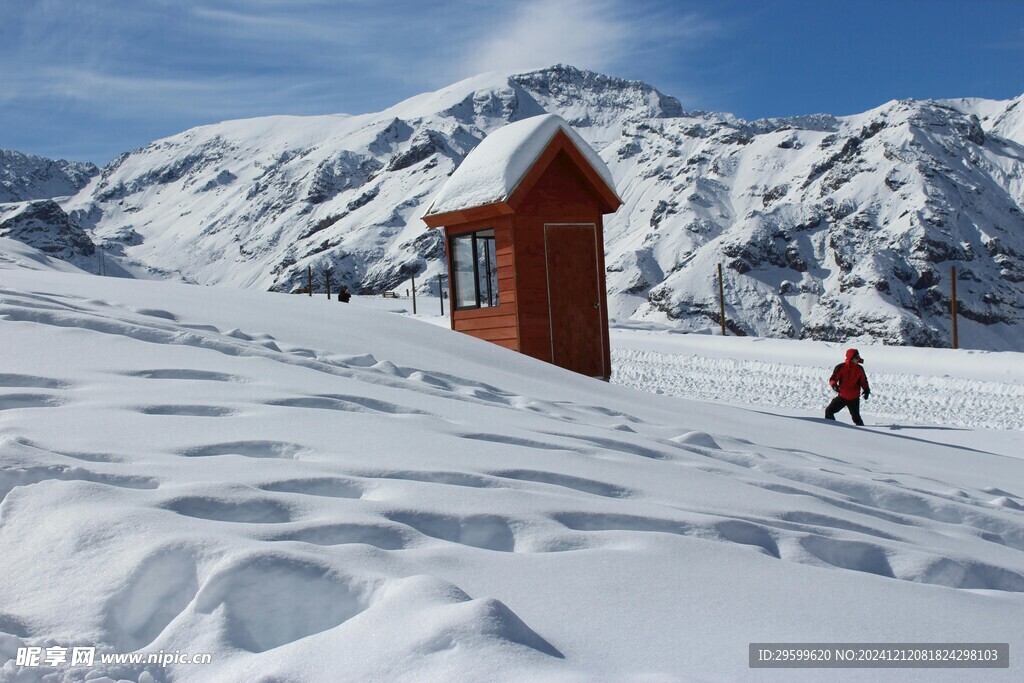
[338,286,351,303]
[825,348,871,426]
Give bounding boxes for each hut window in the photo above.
[450,229,498,310]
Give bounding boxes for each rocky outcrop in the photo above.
[0,200,95,262]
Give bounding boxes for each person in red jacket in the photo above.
[825,348,871,426]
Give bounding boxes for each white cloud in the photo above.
[460,0,627,76]
[8,66,301,121]
[189,6,356,46]
[450,0,720,87]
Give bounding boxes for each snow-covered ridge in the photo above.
[0,150,98,204]
[2,65,1023,349]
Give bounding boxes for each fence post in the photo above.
[717,263,727,336]
[951,265,959,350]
[411,273,417,315]
[326,268,332,300]
[438,274,444,316]
[307,266,312,297]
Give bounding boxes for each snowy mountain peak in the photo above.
[511,64,684,139]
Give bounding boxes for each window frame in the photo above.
[448,228,499,311]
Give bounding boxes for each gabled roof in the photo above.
[422,114,620,225]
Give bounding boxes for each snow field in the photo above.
[1,259,1023,681]
[612,346,1024,431]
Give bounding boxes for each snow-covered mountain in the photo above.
[603,95,1024,351]
[46,66,680,295]
[0,150,98,203]
[3,65,1023,350]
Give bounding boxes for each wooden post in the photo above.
[325,269,332,300]
[438,274,444,316]
[411,273,417,315]
[951,265,959,350]
[717,263,727,336]
[307,265,312,297]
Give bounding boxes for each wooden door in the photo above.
[544,223,604,377]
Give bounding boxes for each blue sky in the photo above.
[2,0,1022,164]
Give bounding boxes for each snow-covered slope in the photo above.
[0,236,92,275]
[1,247,1023,681]
[4,65,1024,349]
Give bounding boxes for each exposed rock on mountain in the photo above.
[0,200,96,267]
[0,150,99,203]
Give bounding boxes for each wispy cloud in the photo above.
[448,0,720,99]
[436,0,724,109]
[188,5,360,47]
[20,68,251,118]
[457,0,628,76]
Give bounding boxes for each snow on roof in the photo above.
[424,113,618,217]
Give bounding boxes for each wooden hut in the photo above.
[422,114,622,379]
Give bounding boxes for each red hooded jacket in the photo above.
[829,349,870,401]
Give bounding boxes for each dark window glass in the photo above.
[477,232,497,307]
[452,234,477,309]
[450,229,499,310]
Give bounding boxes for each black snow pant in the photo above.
[825,395,864,426]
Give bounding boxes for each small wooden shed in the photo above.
[422,114,622,379]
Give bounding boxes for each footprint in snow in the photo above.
[386,511,517,552]
[162,496,294,524]
[0,393,66,411]
[180,440,308,459]
[193,553,375,653]
[269,522,410,549]
[259,477,363,498]
[123,369,245,382]
[138,405,237,417]
[0,373,71,389]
